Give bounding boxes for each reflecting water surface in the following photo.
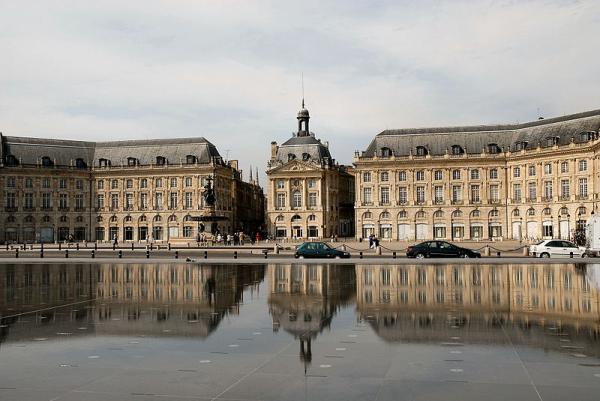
[1,263,600,401]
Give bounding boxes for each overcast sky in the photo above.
[1,0,599,182]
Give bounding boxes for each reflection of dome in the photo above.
[297,108,310,119]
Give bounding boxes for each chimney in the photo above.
[229,159,239,170]
[271,141,278,159]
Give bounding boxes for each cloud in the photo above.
[0,0,599,179]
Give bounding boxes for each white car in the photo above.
[529,240,586,258]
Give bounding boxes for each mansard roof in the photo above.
[363,109,600,157]
[1,136,221,167]
[277,134,332,163]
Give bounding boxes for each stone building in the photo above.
[0,134,264,243]
[266,104,354,240]
[354,109,600,241]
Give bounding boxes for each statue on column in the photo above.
[203,177,216,206]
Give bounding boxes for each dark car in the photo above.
[406,241,480,259]
[294,242,350,259]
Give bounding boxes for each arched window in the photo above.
[527,208,536,216]
[154,215,162,222]
[415,146,428,156]
[489,210,499,218]
[41,156,53,167]
[292,191,302,208]
[433,210,444,218]
[60,215,68,222]
[5,155,18,166]
[398,210,407,219]
[542,207,551,216]
[76,216,84,222]
[110,215,118,222]
[43,215,51,223]
[97,216,103,222]
[451,145,464,155]
[291,214,302,223]
[6,216,16,223]
[139,215,147,222]
[308,214,316,221]
[380,211,391,220]
[184,215,193,221]
[288,153,296,162]
[168,215,177,222]
[75,158,87,168]
[381,147,392,157]
[559,207,569,216]
[124,215,132,222]
[156,156,166,165]
[186,155,196,164]
[577,206,587,216]
[362,211,372,219]
[487,143,501,154]
[416,210,426,219]
[275,215,284,222]
[302,153,311,161]
[24,215,34,223]
[513,209,520,217]
[452,210,463,218]
[470,210,480,218]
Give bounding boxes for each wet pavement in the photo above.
[1,263,600,401]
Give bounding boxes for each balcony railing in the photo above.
[41,206,53,211]
[58,206,70,211]
[23,206,36,211]
[361,202,373,206]
[74,207,85,212]
[559,195,570,201]
[576,194,589,200]
[397,200,408,206]
[434,199,444,205]
[541,197,552,202]
[526,197,536,203]
[469,199,481,205]
[488,199,502,204]
[379,202,391,206]
[451,200,463,205]
[4,206,17,212]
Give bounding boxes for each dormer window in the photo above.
[544,137,559,147]
[415,146,428,156]
[579,131,596,142]
[99,158,110,167]
[514,141,528,151]
[127,157,137,167]
[186,155,196,164]
[75,158,87,169]
[380,147,392,157]
[487,143,501,154]
[302,153,310,161]
[288,153,296,162]
[41,156,53,167]
[451,145,464,155]
[5,155,18,166]
[156,156,166,165]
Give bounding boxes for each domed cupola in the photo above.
[297,99,310,136]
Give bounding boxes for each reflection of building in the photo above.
[354,110,600,241]
[0,135,265,243]
[0,264,264,342]
[266,105,355,239]
[267,264,355,370]
[356,264,600,347]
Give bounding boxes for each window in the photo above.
[127,157,137,166]
[307,179,316,188]
[490,209,499,217]
[578,159,588,171]
[416,146,428,156]
[59,178,67,189]
[41,156,53,167]
[513,167,520,178]
[140,179,147,188]
[111,179,118,189]
[489,168,498,179]
[543,181,553,199]
[380,147,392,157]
[169,192,178,209]
[433,210,444,218]
[308,214,316,221]
[513,184,521,202]
[561,180,570,198]
[276,179,285,189]
[363,187,372,203]
[561,162,569,173]
[41,193,51,208]
[452,185,462,202]
[470,169,479,180]
[489,185,499,202]
[416,186,425,203]
[399,187,407,204]
[434,170,443,180]
[514,141,527,151]
[380,187,390,204]
[5,155,18,166]
[156,156,166,165]
[434,186,443,203]
[170,178,177,188]
[6,177,16,188]
[363,211,372,219]
[579,178,588,197]
[528,165,536,176]
[155,178,162,188]
[545,137,558,147]
[528,182,536,200]
[302,152,310,161]
[487,143,500,154]
[111,194,119,209]
[140,193,148,209]
[451,145,463,155]
[399,171,407,181]
[276,193,286,208]
[380,171,389,182]
[398,210,407,219]
[292,191,302,208]
[186,155,196,164]
[452,170,461,180]
[470,185,480,203]
[185,177,192,187]
[125,179,132,189]
[416,170,425,181]
[513,209,520,217]
[528,208,535,216]
[154,193,163,209]
[544,163,552,175]
[471,210,480,218]
[308,192,317,207]
[97,194,104,209]
[363,172,371,182]
[25,178,33,188]
[99,158,110,167]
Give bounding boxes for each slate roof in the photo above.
[363,109,600,157]
[1,136,221,167]
[277,134,332,163]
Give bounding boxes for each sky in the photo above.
[1,0,599,184]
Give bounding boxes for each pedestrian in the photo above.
[113,234,118,247]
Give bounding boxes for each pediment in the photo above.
[268,159,321,173]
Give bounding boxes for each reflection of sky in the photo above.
[1,1,599,182]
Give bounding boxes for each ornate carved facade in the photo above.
[354,110,600,241]
[0,135,264,243]
[266,105,354,239]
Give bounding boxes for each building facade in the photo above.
[266,105,354,240]
[354,110,600,241]
[0,134,264,243]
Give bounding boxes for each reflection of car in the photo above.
[406,241,481,258]
[529,240,586,258]
[294,242,350,259]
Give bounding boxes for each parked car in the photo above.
[294,242,350,259]
[529,240,586,258]
[406,241,481,258]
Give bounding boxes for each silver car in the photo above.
[529,240,586,258]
